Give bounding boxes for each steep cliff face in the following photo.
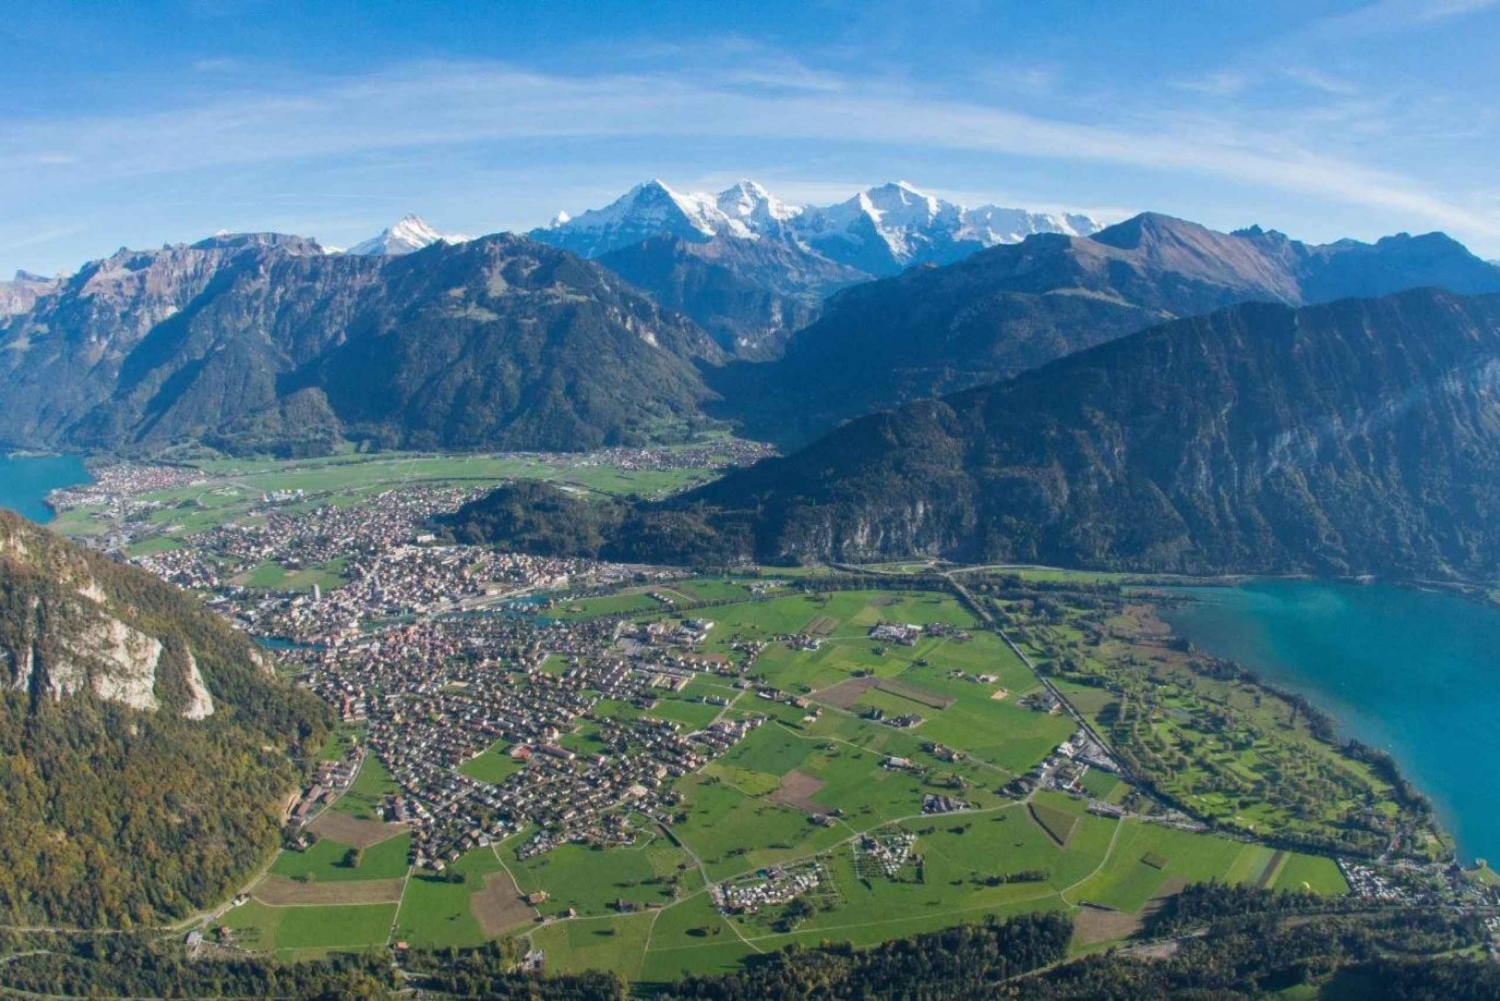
[458,289,1500,581]
[1,512,249,717]
[0,270,61,317]
[0,511,328,927]
[0,233,724,455]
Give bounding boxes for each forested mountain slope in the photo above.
[0,511,328,926]
[714,215,1500,445]
[452,288,1500,581]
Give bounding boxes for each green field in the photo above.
[391,848,507,949]
[272,832,411,882]
[508,837,700,918]
[551,591,667,620]
[531,912,656,979]
[221,900,397,955]
[332,754,399,821]
[459,738,527,784]
[240,559,349,593]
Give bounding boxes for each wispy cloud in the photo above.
[1306,0,1496,37]
[1,56,1495,248]
[1173,71,1249,97]
[191,56,241,73]
[1280,66,1360,96]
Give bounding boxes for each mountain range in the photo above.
[448,287,1500,582]
[4,188,1500,462]
[713,213,1500,445]
[0,233,721,456]
[0,510,328,925]
[532,179,1101,273]
[530,179,1102,356]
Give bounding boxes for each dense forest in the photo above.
[0,513,330,926]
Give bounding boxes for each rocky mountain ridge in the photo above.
[0,232,723,455]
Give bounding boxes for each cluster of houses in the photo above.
[288,749,364,827]
[130,481,632,639]
[630,618,716,649]
[47,461,206,518]
[1010,729,1121,799]
[713,861,826,915]
[863,706,925,729]
[923,794,969,814]
[299,612,767,871]
[1019,691,1064,714]
[855,830,917,879]
[577,439,776,475]
[870,622,923,646]
[1339,860,1416,903]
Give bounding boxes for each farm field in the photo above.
[391,846,508,949]
[210,581,1356,984]
[507,837,702,918]
[271,831,411,882]
[220,899,398,956]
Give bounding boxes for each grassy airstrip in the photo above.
[218,581,1349,977]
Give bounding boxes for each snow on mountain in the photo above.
[714,180,802,236]
[795,180,1104,275]
[533,179,1102,276]
[531,180,763,259]
[958,206,1101,245]
[347,214,468,256]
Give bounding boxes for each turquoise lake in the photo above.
[0,454,91,523]
[1162,579,1500,864]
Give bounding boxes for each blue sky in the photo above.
[4,0,1498,276]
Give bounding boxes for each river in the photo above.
[1161,579,1500,864]
[0,454,91,523]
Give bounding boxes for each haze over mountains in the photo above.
[716,213,1500,445]
[2,178,1499,476]
[452,287,1500,581]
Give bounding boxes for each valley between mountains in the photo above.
[3,177,1500,996]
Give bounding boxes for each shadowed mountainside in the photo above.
[448,288,1500,581]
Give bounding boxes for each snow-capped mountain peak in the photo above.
[530,178,1103,275]
[715,180,801,232]
[347,214,468,256]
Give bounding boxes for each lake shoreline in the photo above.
[1158,578,1500,866]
